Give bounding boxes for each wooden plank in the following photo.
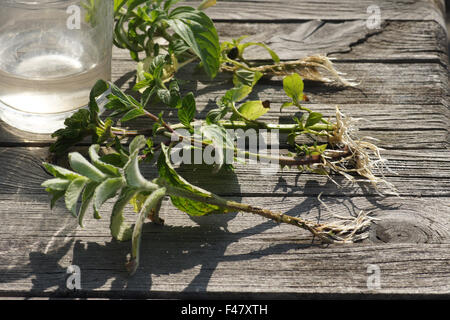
[0,0,448,299]
[108,20,448,62]
[1,18,448,144]
[111,21,448,62]
[1,60,448,145]
[0,147,448,197]
[196,21,449,62]
[184,0,447,27]
[0,195,449,297]
[111,60,450,108]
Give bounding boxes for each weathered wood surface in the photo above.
[182,0,447,28]
[0,0,449,298]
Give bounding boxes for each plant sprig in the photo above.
[43,0,395,274]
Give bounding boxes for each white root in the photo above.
[316,107,398,196]
[315,193,379,243]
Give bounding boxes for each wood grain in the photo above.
[0,0,448,298]
[0,18,448,144]
[0,195,449,297]
[0,147,449,197]
[183,0,447,27]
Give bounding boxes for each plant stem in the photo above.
[160,183,334,242]
[219,121,334,133]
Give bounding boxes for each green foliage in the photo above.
[113,0,220,78]
[178,92,196,129]
[40,0,379,274]
[157,144,230,216]
[283,73,305,105]
[230,100,269,121]
[221,35,280,64]
[167,6,220,78]
[305,112,323,128]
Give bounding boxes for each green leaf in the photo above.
[46,189,65,210]
[205,105,228,124]
[168,7,220,78]
[120,108,146,122]
[156,88,171,105]
[89,80,110,117]
[233,69,263,87]
[109,82,136,108]
[230,100,269,121]
[164,0,182,11]
[110,187,137,242]
[90,80,110,104]
[293,116,305,131]
[127,187,167,275]
[178,92,196,128]
[96,118,115,144]
[113,0,126,13]
[93,177,124,212]
[157,144,229,216]
[89,145,121,177]
[305,112,323,128]
[43,162,83,181]
[124,150,159,191]
[68,152,107,182]
[49,109,95,155]
[283,73,304,103]
[199,124,235,172]
[239,42,280,63]
[100,153,127,168]
[129,191,150,213]
[129,135,148,155]
[226,85,252,103]
[41,178,71,191]
[78,181,98,228]
[167,79,182,108]
[65,177,88,217]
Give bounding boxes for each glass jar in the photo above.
[0,0,114,133]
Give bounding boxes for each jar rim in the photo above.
[4,0,78,8]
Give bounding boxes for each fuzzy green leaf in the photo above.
[127,187,167,275]
[283,73,304,103]
[41,178,71,191]
[129,135,148,155]
[110,187,137,242]
[230,100,269,121]
[78,181,98,228]
[157,144,229,216]
[46,189,66,209]
[43,162,83,181]
[89,145,121,177]
[69,152,107,182]
[93,177,125,212]
[65,177,88,217]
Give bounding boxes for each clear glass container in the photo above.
[0,0,114,133]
